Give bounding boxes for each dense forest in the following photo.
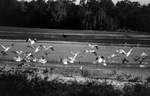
[0,0,150,32]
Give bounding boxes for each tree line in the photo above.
[0,0,150,32]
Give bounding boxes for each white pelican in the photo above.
[85,44,99,50]
[42,45,54,51]
[125,47,134,57]
[32,57,38,62]
[0,44,14,52]
[38,56,47,64]
[13,56,23,62]
[95,56,107,66]
[59,55,69,64]
[115,49,126,55]
[12,51,24,55]
[140,52,149,57]
[108,54,118,59]
[82,50,97,56]
[24,52,33,59]
[26,38,36,45]
[27,45,43,53]
[67,50,83,63]
[79,66,83,69]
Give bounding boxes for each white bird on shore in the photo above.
[0,44,14,52]
[26,38,36,45]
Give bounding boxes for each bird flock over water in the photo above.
[0,38,150,68]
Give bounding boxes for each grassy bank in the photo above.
[0,65,150,96]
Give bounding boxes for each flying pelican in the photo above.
[24,52,33,59]
[32,57,38,62]
[108,54,118,59]
[85,44,99,50]
[133,52,149,64]
[0,44,14,52]
[82,50,97,56]
[95,56,107,66]
[13,56,23,62]
[12,51,24,55]
[125,47,134,57]
[26,38,36,45]
[115,49,126,55]
[27,45,43,53]
[38,56,47,64]
[42,45,54,51]
[59,55,69,64]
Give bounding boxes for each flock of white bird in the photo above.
[0,38,150,68]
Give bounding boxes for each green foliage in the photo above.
[0,66,150,96]
[0,0,150,32]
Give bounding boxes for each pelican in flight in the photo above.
[67,50,83,63]
[38,56,47,64]
[108,54,118,59]
[27,45,43,53]
[26,38,36,45]
[59,55,69,64]
[12,51,24,55]
[41,45,54,51]
[82,50,97,56]
[95,56,107,66]
[13,56,23,62]
[24,52,33,59]
[133,52,149,64]
[85,44,99,50]
[32,57,38,62]
[120,47,134,64]
[0,44,14,52]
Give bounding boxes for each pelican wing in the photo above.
[0,45,6,49]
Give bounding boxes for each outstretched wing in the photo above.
[27,45,35,49]
[0,45,6,49]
